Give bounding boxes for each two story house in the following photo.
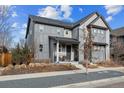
[110,27,124,61]
[25,12,110,63]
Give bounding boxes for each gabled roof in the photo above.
[72,12,98,28]
[26,12,111,38]
[28,12,97,29]
[29,15,73,29]
[111,27,124,36]
[89,16,112,31]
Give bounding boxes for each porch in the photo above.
[49,36,79,63]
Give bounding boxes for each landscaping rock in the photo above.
[15,64,21,69]
[20,64,27,69]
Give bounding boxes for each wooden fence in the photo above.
[0,53,12,66]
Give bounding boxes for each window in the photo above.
[93,29,97,33]
[39,44,43,52]
[97,30,100,34]
[101,30,104,34]
[66,30,68,34]
[57,29,60,35]
[39,25,44,32]
[59,45,61,52]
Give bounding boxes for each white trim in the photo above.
[56,40,59,63]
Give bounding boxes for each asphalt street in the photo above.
[0,70,124,88]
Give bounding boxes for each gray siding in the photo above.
[72,27,79,40]
[33,23,72,59]
[92,17,107,28]
[26,20,34,52]
[91,28,106,43]
[78,14,98,63]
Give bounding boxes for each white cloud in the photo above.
[106,16,113,22]
[60,5,72,19]
[104,5,123,15]
[12,22,18,28]
[79,7,83,13]
[104,5,123,22]
[38,6,60,19]
[37,5,73,22]
[12,11,17,17]
[22,23,27,28]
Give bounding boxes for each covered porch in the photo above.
[49,36,79,63]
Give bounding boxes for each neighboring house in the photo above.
[25,12,110,63]
[110,27,124,60]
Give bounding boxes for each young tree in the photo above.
[81,26,93,74]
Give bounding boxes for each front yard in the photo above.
[83,60,123,69]
[0,63,79,76]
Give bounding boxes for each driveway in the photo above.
[0,70,124,88]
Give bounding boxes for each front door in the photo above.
[66,45,71,61]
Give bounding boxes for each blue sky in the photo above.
[10,5,124,44]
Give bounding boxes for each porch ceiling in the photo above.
[49,36,80,44]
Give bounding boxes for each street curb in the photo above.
[0,70,83,81]
[52,75,124,88]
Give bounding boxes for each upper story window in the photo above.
[64,29,72,38]
[93,29,97,33]
[57,29,60,35]
[39,25,44,32]
[92,28,105,35]
[66,30,68,34]
[101,30,104,34]
[39,44,43,52]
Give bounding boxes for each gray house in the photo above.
[110,27,124,60]
[25,12,110,63]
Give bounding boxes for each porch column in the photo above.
[56,40,59,63]
[71,45,74,61]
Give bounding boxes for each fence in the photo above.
[0,53,12,66]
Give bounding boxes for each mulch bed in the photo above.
[96,61,122,67]
[82,61,123,69]
[0,63,79,76]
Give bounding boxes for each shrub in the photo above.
[0,63,79,76]
[14,64,21,69]
[11,43,33,65]
[29,63,36,68]
[96,59,121,67]
[20,64,27,69]
[34,59,51,64]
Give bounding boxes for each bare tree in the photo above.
[80,26,94,74]
[19,39,26,48]
[111,36,124,64]
[0,5,14,50]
